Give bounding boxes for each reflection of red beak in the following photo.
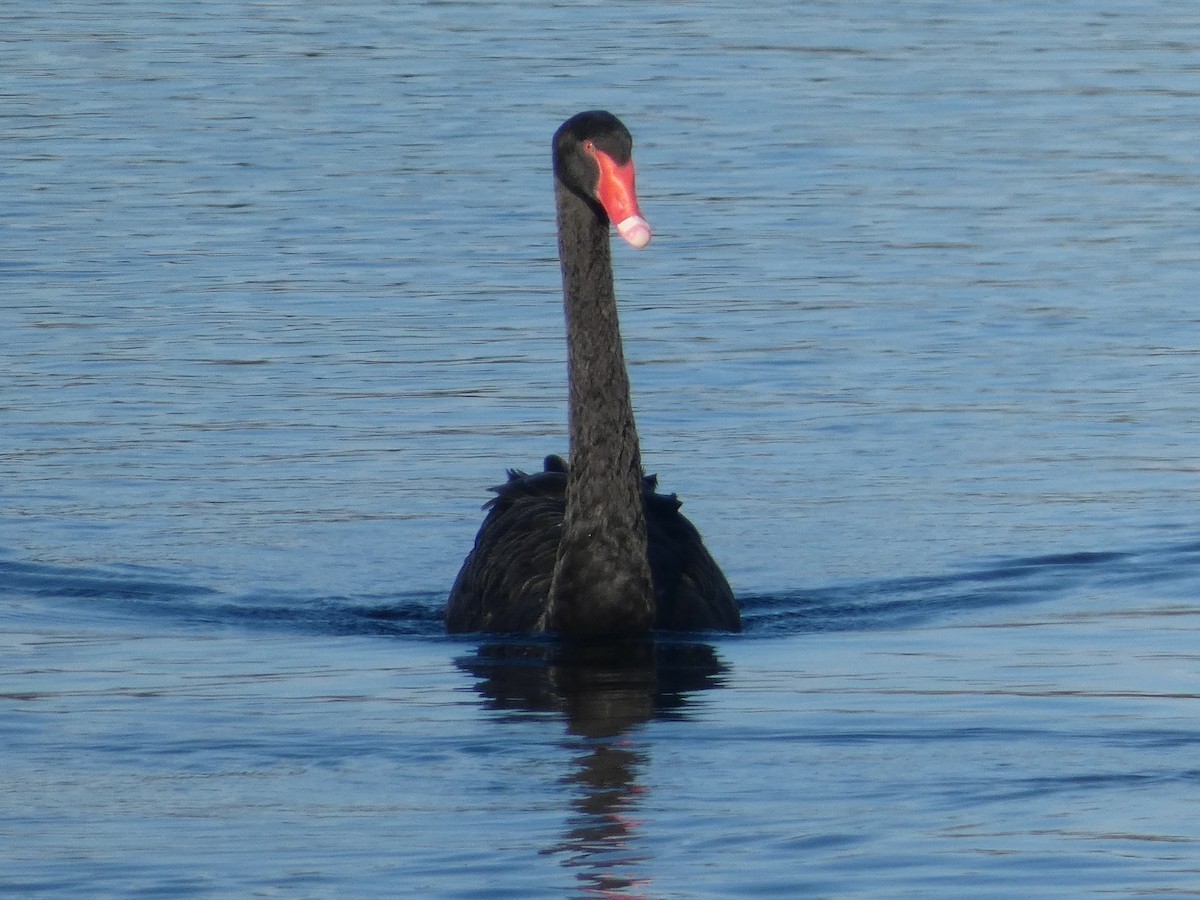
[592,148,653,249]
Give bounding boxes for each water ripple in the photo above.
[6,536,1197,640]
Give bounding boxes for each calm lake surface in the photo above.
[4,1,1200,896]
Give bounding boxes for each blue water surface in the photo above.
[4,1,1200,896]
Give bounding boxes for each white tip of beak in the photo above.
[615,215,652,249]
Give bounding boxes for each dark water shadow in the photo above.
[457,637,728,735]
[456,637,728,898]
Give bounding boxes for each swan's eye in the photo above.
[582,140,597,155]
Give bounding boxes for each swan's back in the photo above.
[642,485,740,631]
[445,463,565,633]
[445,457,740,634]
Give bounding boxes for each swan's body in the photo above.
[445,111,739,637]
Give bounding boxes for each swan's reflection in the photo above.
[457,639,728,897]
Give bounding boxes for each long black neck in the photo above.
[545,180,654,636]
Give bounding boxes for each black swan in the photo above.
[445,110,740,637]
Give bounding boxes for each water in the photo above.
[3,0,1200,895]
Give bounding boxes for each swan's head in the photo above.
[553,110,652,250]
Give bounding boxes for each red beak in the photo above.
[591,148,652,249]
